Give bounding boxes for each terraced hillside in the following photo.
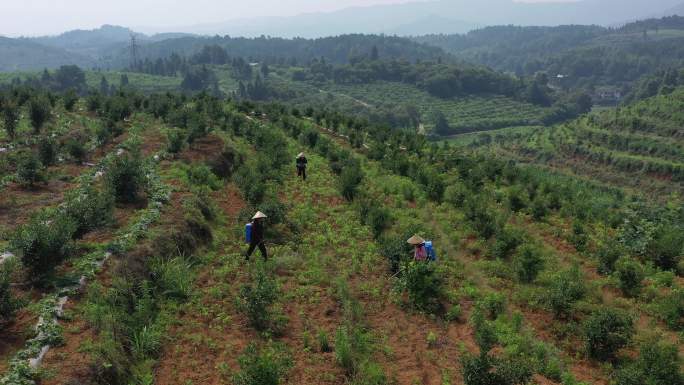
[459,87,684,198]
[0,89,682,385]
[264,71,550,135]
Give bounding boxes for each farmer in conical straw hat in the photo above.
[245,211,268,261]
[296,152,308,181]
[407,234,427,261]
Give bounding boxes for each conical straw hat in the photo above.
[252,211,267,219]
[297,152,305,158]
[407,234,425,245]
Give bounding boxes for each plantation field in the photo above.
[267,69,550,135]
[0,87,682,385]
[321,81,549,133]
[0,70,182,94]
[456,87,684,198]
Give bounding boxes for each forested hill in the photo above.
[0,37,95,72]
[0,31,450,72]
[104,34,450,68]
[414,16,684,88]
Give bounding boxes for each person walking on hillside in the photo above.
[245,211,268,261]
[407,234,428,261]
[296,152,308,181]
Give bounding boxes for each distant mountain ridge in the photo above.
[1,0,684,73]
[159,0,684,38]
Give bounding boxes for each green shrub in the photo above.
[514,244,544,283]
[11,210,76,280]
[614,257,644,297]
[16,151,45,187]
[63,185,114,236]
[595,238,624,275]
[106,149,146,203]
[489,226,523,260]
[38,136,58,166]
[547,266,586,318]
[478,292,506,320]
[654,288,684,331]
[645,225,683,271]
[444,184,468,207]
[356,361,387,385]
[471,309,498,354]
[186,164,222,190]
[396,260,444,313]
[238,266,280,332]
[379,234,413,273]
[2,100,19,139]
[90,329,131,385]
[339,160,364,201]
[232,343,292,385]
[235,163,267,205]
[615,339,683,385]
[568,220,588,253]
[358,198,392,239]
[507,187,528,212]
[166,129,187,154]
[154,202,214,258]
[65,138,87,163]
[210,143,242,178]
[185,187,218,223]
[63,90,78,111]
[464,196,501,239]
[461,352,533,385]
[446,304,462,322]
[86,92,103,112]
[582,308,633,361]
[0,257,21,322]
[257,198,287,226]
[530,196,549,220]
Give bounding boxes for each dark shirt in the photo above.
[296,157,308,169]
[251,220,264,243]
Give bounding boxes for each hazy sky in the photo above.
[0,0,427,36]
[0,0,577,37]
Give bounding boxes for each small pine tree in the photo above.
[28,95,51,133]
[2,101,19,139]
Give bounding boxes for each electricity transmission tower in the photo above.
[129,34,139,70]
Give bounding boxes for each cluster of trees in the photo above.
[625,67,684,102]
[127,33,446,68]
[180,65,220,94]
[2,65,87,94]
[128,45,256,82]
[129,52,187,76]
[295,58,554,105]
